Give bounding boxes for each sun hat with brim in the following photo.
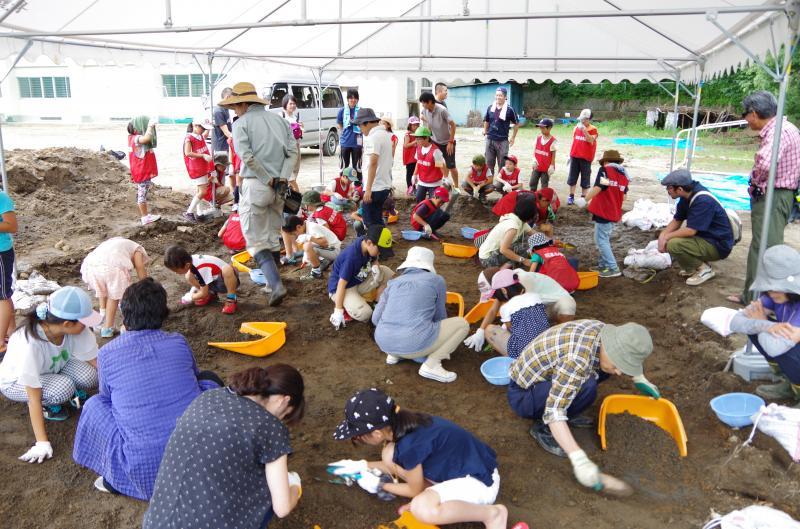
[750,244,800,295]
[600,322,653,377]
[218,81,268,108]
[398,246,436,273]
[333,388,395,440]
[301,190,323,207]
[192,117,213,130]
[598,149,624,164]
[366,225,394,259]
[354,107,380,125]
[48,286,103,327]
[488,269,520,299]
[528,232,552,251]
[413,126,432,138]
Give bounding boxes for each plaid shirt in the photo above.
[751,117,800,192]
[509,319,603,424]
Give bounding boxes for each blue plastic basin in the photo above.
[249,268,267,285]
[710,392,764,428]
[401,230,423,241]
[461,227,478,239]
[480,356,515,386]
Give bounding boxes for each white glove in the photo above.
[296,234,310,244]
[503,184,512,193]
[532,159,538,171]
[147,119,158,129]
[330,308,346,330]
[181,287,198,305]
[576,122,586,131]
[202,154,213,162]
[568,450,601,489]
[357,470,382,494]
[20,441,53,464]
[328,459,369,476]
[371,264,381,281]
[423,224,433,236]
[463,328,485,352]
[547,166,555,176]
[599,176,610,186]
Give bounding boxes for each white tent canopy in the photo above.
[0,0,795,84]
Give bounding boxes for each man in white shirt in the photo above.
[356,108,394,228]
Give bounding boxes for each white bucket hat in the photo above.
[397,246,436,273]
[750,244,800,295]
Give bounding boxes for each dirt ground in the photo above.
[0,147,799,529]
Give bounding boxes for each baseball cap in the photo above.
[48,286,103,327]
[537,118,554,128]
[192,116,213,130]
[366,225,394,259]
[488,269,520,299]
[433,186,450,202]
[661,169,693,187]
[504,154,518,165]
[333,388,395,440]
[407,116,421,125]
[341,167,359,181]
[496,87,508,95]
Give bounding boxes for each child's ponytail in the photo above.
[22,302,70,343]
[229,364,305,424]
[389,407,432,441]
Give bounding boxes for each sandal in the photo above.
[726,294,745,306]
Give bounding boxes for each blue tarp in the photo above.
[614,137,698,150]
[656,171,751,211]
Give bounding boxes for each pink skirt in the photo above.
[82,264,132,300]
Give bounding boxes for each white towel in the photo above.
[490,101,509,121]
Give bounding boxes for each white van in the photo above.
[260,80,343,156]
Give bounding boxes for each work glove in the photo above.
[288,471,302,498]
[568,449,601,490]
[632,374,661,399]
[503,184,512,193]
[330,308,346,330]
[180,287,198,305]
[423,224,433,236]
[463,328,486,352]
[328,459,369,478]
[599,176,610,186]
[202,153,213,163]
[532,159,539,171]
[547,166,555,176]
[357,469,382,494]
[147,119,158,129]
[20,441,53,464]
[371,264,381,281]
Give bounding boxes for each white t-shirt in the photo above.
[0,325,98,389]
[362,127,393,191]
[499,292,544,323]
[478,214,531,260]
[306,222,341,250]
[191,254,228,285]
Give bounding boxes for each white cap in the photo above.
[397,246,436,273]
[579,109,592,120]
[192,116,213,130]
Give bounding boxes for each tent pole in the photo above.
[317,68,324,185]
[685,63,704,170]
[669,75,681,171]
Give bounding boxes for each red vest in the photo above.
[534,246,579,293]
[228,137,241,174]
[587,164,628,222]
[128,135,158,183]
[221,213,246,251]
[415,144,443,184]
[569,125,598,162]
[321,178,351,203]
[402,132,417,165]
[492,190,535,217]
[470,165,490,184]
[312,205,347,241]
[184,134,213,179]
[534,135,556,170]
[410,199,437,231]
[498,167,520,186]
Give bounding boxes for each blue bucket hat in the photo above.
[47,286,103,327]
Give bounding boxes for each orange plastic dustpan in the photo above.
[376,512,439,529]
[231,251,252,273]
[208,322,287,357]
[465,300,494,324]
[598,394,688,457]
[445,291,464,318]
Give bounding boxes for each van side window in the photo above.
[270,83,288,109]
[322,87,343,109]
[291,85,316,109]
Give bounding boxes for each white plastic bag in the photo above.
[701,307,738,337]
[719,505,800,529]
[747,403,800,462]
[623,240,672,270]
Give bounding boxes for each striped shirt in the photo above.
[509,319,603,424]
[751,117,800,192]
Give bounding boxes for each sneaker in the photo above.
[755,377,794,400]
[529,422,566,457]
[567,415,596,429]
[94,477,111,493]
[319,257,332,272]
[686,263,715,286]
[194,293,217,307]
[140,214,161,226]
[221,299,237,314]
[182,212,197,223]
[280,255,297,266]
[299,269,322,281]
[599,267,622,278]
[43,405,69,421]
[385,354,401,365]
[99,327,114,338]
[418,363,457,383]
[567,195,575,206]
[589,265,602,272]
[70,389,88,409]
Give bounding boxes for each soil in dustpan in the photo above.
[596,412,686,500]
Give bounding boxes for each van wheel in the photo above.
[323,129,338,156]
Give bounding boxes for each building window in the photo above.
[18,76,71,98]
[162,74,219,98]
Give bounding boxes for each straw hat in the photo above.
[218,82,268,108]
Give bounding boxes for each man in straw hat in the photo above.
[508,319,659,490]
[219,82,297,306]
[585,149,628,278]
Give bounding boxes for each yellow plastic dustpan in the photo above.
[376,512,439,529]
[598,394,688,457]
[445,291,464,318]
[208,322,287,357]
[465,300,494,324]
[231,251,252,273]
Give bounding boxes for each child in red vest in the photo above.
[527,232,579,293]
[322,166,358,211]
[164,245,240,314]
[127,116,161,226]
[493,155,522,195]
[205,153,232,208]
[284,191,347,266]
[411,186,451,240]
[182,117,214,222]
[461,154,494,203]
[567,109,599,205]
[412,126,446,203]
[403,117,420,195]
[217,211,246,254]
[530,118,557,191]
[586,150,629,278]
[381,118,398,159]
[227,119,241,208]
